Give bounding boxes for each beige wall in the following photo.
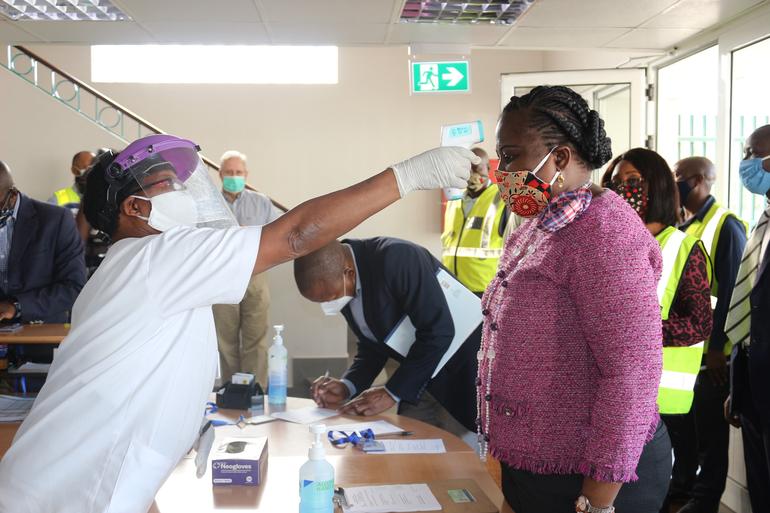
[0,44,549,367]
[1,44,639,373]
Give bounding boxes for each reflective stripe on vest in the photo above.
[655,226,710,415]
[441,184,505,293]
[53,186,80,207]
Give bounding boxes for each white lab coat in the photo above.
[0,226,261,513]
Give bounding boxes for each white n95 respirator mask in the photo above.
[132,190,198,232]
[320,273,354,315]
[320,295,353,316]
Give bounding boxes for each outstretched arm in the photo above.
[253,147,480,275]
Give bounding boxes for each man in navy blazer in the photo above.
[0,161,86,362]
[725,125,770,513]
[295,237,480,442]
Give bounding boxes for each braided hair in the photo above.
[502,85,613,169]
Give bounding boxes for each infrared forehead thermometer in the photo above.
[440,121,484,200]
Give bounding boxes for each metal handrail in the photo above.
[3,44,287,212]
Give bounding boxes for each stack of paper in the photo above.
[368,439,446,455]
[342,484,441,513]
[0,395,35,422]
[0,323,22,334]
[270,406,338,424]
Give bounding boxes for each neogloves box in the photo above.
[211,436,268,486]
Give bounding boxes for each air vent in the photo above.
[400,1,535,25]
[0,0,130,21]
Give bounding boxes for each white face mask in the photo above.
[131,190,198,232]
[320,273,354,316]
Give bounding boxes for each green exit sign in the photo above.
[411,61,470,94]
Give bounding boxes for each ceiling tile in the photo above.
[519,0,679,28]
[257,0,396,23]
[641,0,764,29]
[0,20,42,42]
[389,23,512,46]
[604,27,700,49]
[268,22,389,44]
[119,0,261,23]
[10,21,155,43]
[499,27,629,49]
[143,22,269,44]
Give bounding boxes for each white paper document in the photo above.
[368,439,446,455]
[342,483,441,513]
[327,420,403,436]
[270,406,338,424]
[0,394,35,423]
[12,362,51,373]
[385,268,481,378]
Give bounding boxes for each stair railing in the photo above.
[2,45,287,212]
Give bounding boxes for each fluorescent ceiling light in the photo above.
[0,0,129,21]
[91,45,339,85]
[400,1,535,25]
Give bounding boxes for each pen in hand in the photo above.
[313,370,331,405]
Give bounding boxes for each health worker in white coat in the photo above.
[0,134,479,513]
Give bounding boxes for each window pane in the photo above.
[657,46,719,166]
[730,37,770,227]
[91,45,338,85]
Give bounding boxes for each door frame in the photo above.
[499,69,648,152]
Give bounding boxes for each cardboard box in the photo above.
[211,436,268,486]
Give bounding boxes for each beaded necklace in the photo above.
[476,226,546,461]
[475,182,592,460]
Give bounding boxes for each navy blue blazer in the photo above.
[2,195,86,323]
[732,239,770,422]
[340,237,480,431]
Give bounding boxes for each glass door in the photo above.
[500,69,647,183]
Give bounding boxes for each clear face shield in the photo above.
[107,135,236,230]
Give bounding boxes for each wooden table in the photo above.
[0,324,69,344]
[150,397,511,512]
[1,397,510,512]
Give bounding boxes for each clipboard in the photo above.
[384,269,482,378]
[334,479,498,513]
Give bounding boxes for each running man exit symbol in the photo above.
[411,61,470,94]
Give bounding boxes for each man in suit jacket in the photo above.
[0,161,86,363]
[725,124,770,513]
[294,237,481,442]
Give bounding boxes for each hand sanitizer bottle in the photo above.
[299,424,334,513]
[268,324,288,405]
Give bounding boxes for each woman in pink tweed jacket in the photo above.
[479,86,670,513]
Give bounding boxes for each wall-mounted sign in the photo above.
[411,61,470,94]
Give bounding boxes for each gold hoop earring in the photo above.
[556,172,565,187]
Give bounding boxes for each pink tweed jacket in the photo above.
[479,191,663,483]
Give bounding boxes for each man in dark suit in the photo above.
[0,161,86,364]
[725,124,770,513]
[294,237,481,443]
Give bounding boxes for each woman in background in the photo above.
[607,148,713,513]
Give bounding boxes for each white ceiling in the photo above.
[0,0,766,50]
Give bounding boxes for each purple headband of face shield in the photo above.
[108,134,201,184]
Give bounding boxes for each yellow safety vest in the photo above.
[684,201,747,354]
[53,186,81,207]
[656,226,712,415]
[684,201,748,296]
[441,184,505,293]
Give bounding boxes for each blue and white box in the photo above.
[211,436,268,486]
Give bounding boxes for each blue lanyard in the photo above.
[327,428,376,448]
[204,402,248,428]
